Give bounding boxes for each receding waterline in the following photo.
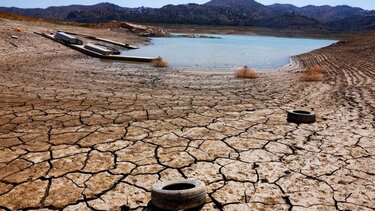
[122,34,337,70]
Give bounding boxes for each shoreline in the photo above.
[169,31,341,41]
[125,33,335,73]
[154,23,348,40]
[166,57,301,74]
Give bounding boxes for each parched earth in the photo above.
[0,19,374,211]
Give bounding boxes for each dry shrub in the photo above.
[152,57,169,68]
[235,66,258,79]
[300,65,324,82]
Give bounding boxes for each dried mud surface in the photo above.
[0,19,374,211]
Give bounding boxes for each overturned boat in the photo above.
[60,31,139,49]
[35,31,157,63]
[54,32,83,45]
[84,43,120,55]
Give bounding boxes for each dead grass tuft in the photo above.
[300,65,324,82]
[152,57,169,68]
[235,66,258,79]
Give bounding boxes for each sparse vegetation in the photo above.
[0,11,46,22]
[300,65,324,81]
[0,11,91,27]
[235,66,258,79]
[152,57,169,68]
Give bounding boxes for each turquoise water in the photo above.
[123,34,336,69]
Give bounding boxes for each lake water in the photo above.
[123,34,336,70]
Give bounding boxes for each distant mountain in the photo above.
[2,3,114,20]
[269,4,366,22]
[262,13,324,29]
[205,0,268,12]
[0,0,374,32]
[268,3,298,14]
[328,15,375,31]
[205,0,272,19]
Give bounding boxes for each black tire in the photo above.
[287,110,316,124]
[151,180,207,210]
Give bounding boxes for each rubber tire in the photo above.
[287,110,316,124]
[151,180,207,210]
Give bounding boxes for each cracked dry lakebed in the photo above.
[0,19,374,211]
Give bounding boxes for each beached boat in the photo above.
[55,32,83,45]
[36,32,157,63]
[84,43,119,55]
[59,31,139,49]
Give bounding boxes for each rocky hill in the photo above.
[1,0,374,32]
[268,4,366,22]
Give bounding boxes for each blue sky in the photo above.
[0,0,374,10]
